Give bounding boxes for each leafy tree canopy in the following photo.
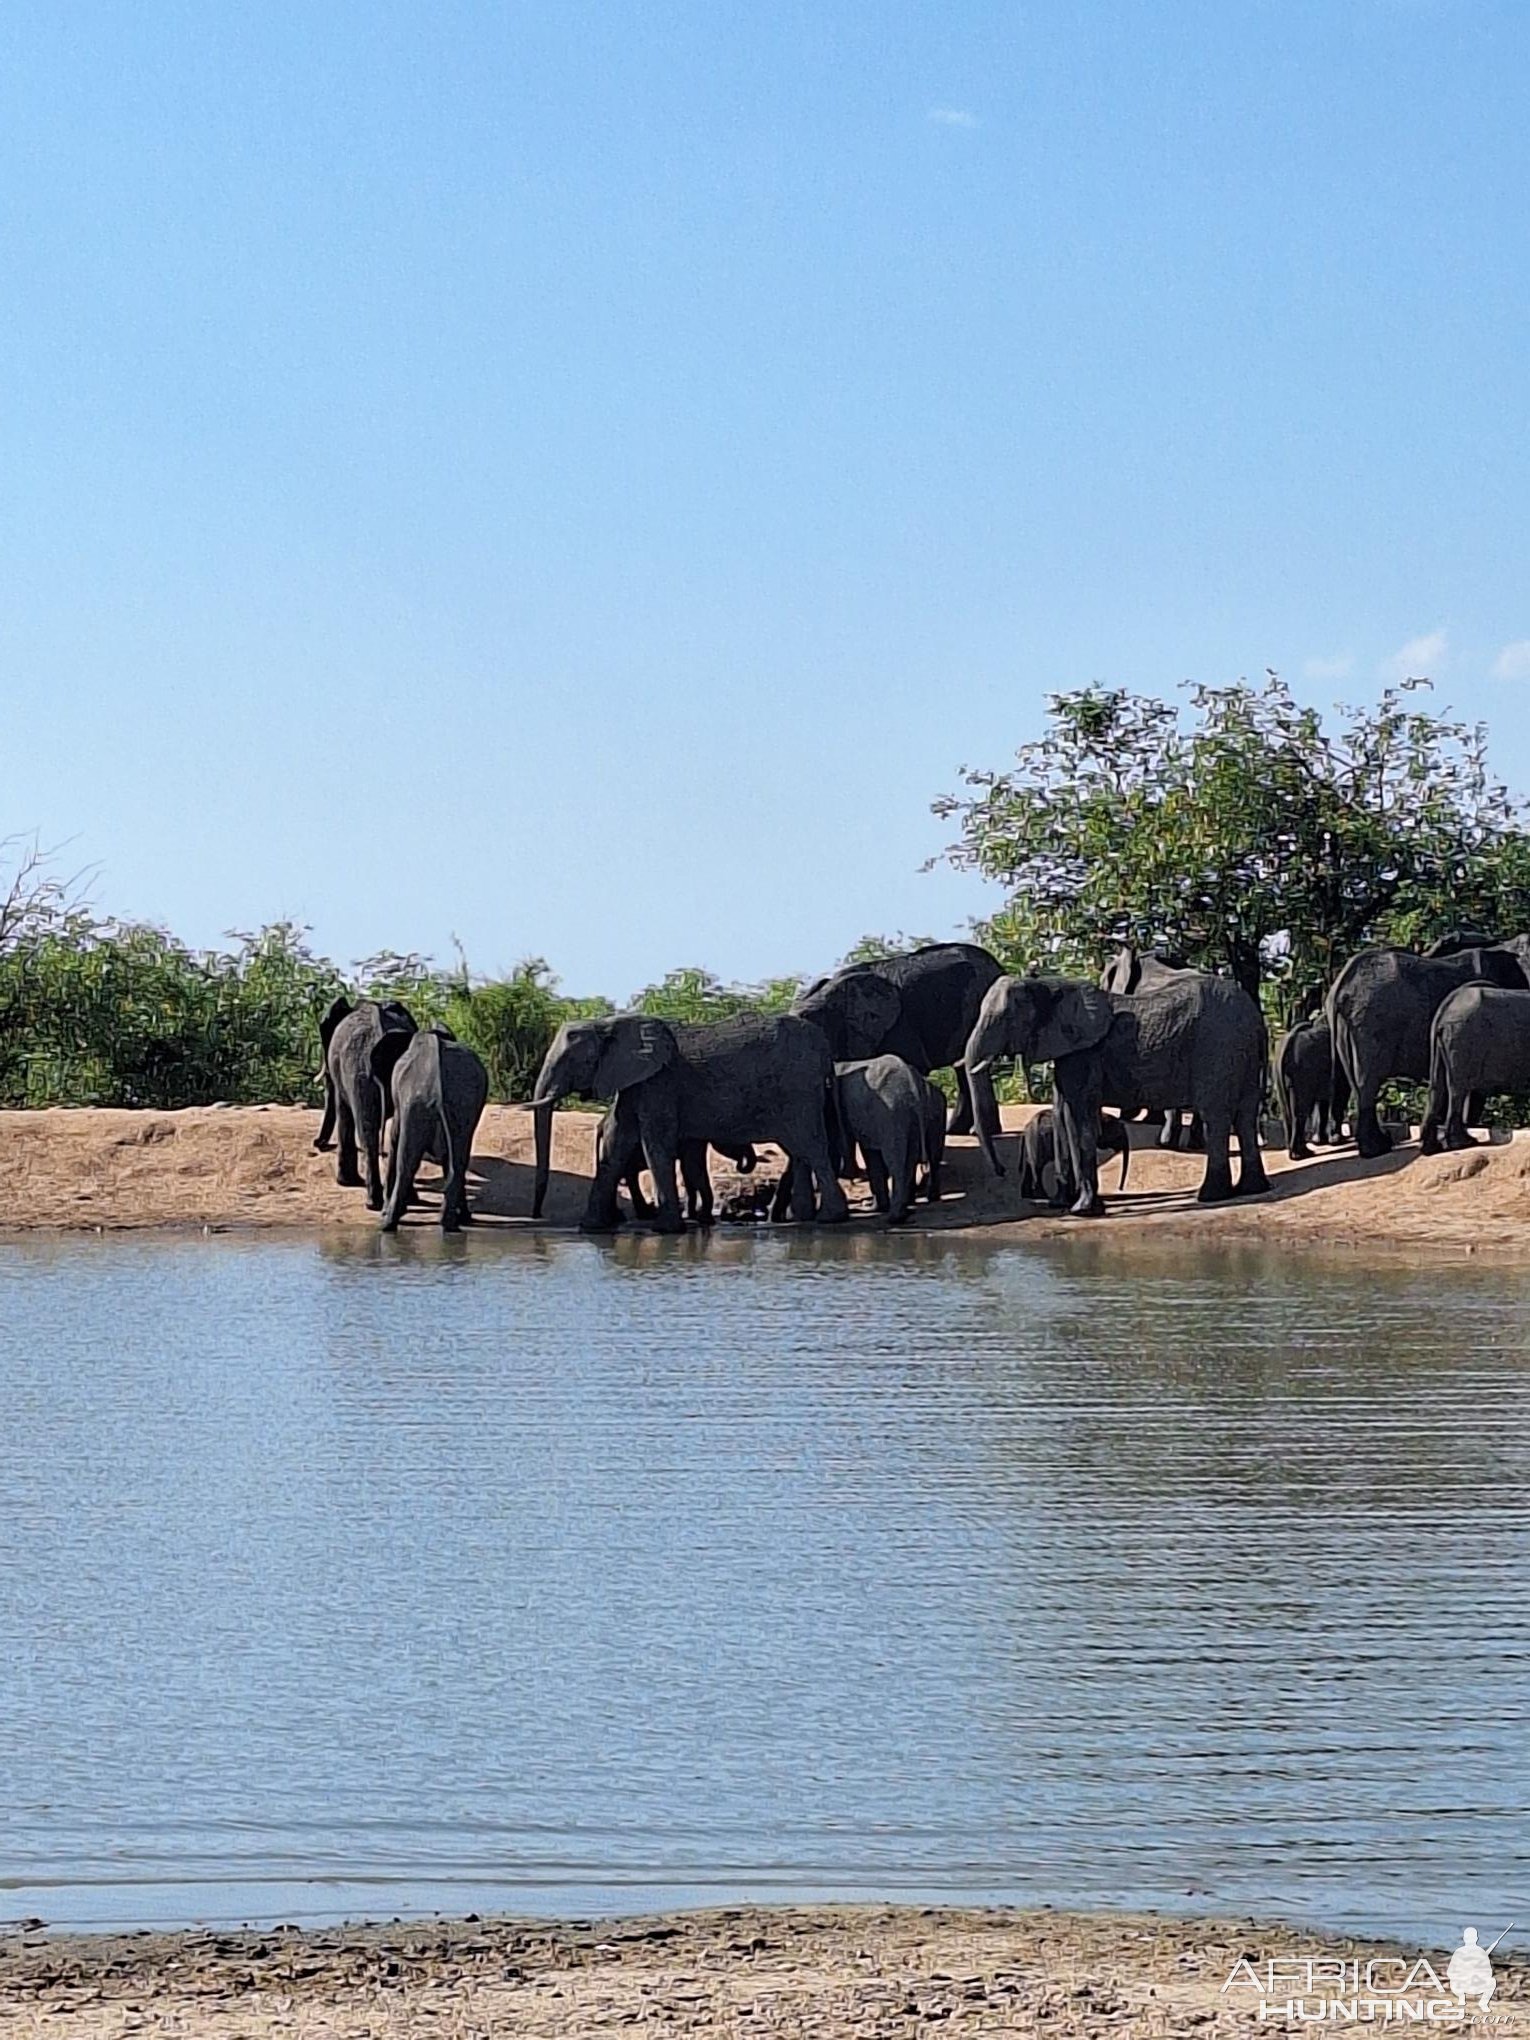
[934,673,1530,1021]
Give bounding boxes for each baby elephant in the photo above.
[370,1024,489,1232]
[834,1054,940,1224]
[1017,1108,1130,1206]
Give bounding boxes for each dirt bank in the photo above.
[5,1903,1524,2038]
[1,1102,1528,1255]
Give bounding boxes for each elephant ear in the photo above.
[1099,946,1141,995]
[592,1016,677,1097]
[1027,979,1116,1066]
[319,995,352,1059]
[838,973,903,1058]
[369,1029,415,1116]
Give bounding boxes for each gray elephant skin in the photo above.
[531,1012,848,1232]
[1273,1015,1346,1158]
[832,1055,942,1224]
[1098,948,1210,1150]
[596,1111,759,1226]
[1420,984,1530,1152]
[1016,1108,1130,1205]
[369,1024,489,1232]
[965,971,1269,1214]
[1326,945,1528,1158]
[791,943,1002,1134]
[315,996,418,1209]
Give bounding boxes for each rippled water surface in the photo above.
[2,1229,1528,1938]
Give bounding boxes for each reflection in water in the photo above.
[0,1231,1527,1938]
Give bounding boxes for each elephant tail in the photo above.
[824,1068,847,1178]
[431,1032,459,1192]
[1327,993,1360,1127]
[1116,1130,1129,1192]
[1421,1018,1449,1154]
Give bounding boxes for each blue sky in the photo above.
[2,0,1528,1000]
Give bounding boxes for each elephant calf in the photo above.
[1420,984,1530,1153]
[370,1025,489,1232]
[1016,1108,1130,1205]
[833,1055,939,1224]
[1273,1014,1346,1159]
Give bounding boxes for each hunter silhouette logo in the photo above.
[1447,1924,1509,2010]
[1222,1920,1517,2024]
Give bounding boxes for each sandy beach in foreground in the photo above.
[1,1099,1528,1256]
[6,1903,1525,2038]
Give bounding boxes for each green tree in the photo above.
[632,966,801,1022]
[935,673,1530,1023]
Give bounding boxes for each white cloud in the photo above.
[1491,639,1530,682]
[1302,654,1354,682]
[927,106,978,127]
[1377,629,1447,683]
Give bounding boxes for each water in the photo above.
[1,1229,1527,1943]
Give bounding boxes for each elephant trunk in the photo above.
[967,1059,1005,1177]
[531,1097,558,1218]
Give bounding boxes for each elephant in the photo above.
[1425,928,1501,958]
[774,1059,946,1218]
[315,995,418,1209]
[965,970,1269,1214]
[1420,984,1530,1152]
[831,1055,935,1224]
[791,942,1003,1135]
[1016,1108,1130,1205]
[598,1113,759,1226]
[1273,1014,1347,1158]
[531,1012,848,1233]
[1099,949,1210,1150]
[369,1023,489,1232]
[1326,945,1529,1158]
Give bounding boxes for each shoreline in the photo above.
[1,1101,1529,1258]
[7,1901,1526,2036]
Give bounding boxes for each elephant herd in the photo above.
[313,928,1530,1234]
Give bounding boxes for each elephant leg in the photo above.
[314,1075,337,1152]
[1444,1076,1477,1149]
[440,1116,473,1231]
[1350,1060,1391,1158]
[582,1108,638,1232]
[335,1092,363,1188]
[1159,1111,1183,1150]
[682,1143,716,1225]
[886,1138,917,1224]
[947,1064,975,1135]
[380,1112,428,1233]
[1287,1098,1312,1161]
[1186,1112,1206,1153]
[865,1149,891,1212]
[636,1097,684,1233]
[770,1162,797,1221]
[1056,1063,1105,1217]
[1194,1108,1236,1202]
[792,1112,849,1223]
[355,1083,386,1211]
[1232,1096,1270,1196]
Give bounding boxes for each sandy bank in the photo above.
[6,1903,1525,2038]
[1,1101,1529,1256]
